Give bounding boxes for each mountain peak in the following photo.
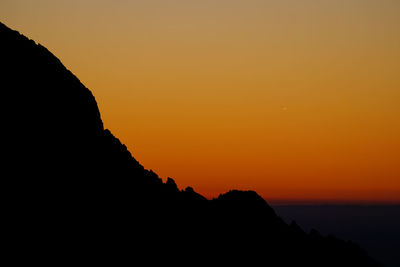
[2,21,380,266]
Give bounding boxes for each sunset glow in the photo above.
[2,0,400,203]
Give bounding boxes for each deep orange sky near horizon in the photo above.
[2,0,400,204]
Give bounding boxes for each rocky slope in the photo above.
[1,22,381,266]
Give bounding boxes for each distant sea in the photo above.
[273,205,400,267]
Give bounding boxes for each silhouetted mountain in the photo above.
[1,22,381,266]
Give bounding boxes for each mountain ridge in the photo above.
[1,21,381,266]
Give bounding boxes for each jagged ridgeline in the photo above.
[1,22,381,266]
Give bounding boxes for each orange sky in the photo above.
[2,0,400,204]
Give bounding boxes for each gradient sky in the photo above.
[2,0,400,204]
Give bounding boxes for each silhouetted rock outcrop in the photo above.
[1,22,381,266]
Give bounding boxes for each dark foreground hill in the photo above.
[275,205,400,267]
[1,22,380,266]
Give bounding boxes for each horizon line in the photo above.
[264,199,400,206]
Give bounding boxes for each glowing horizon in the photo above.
[2,0,400,204]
